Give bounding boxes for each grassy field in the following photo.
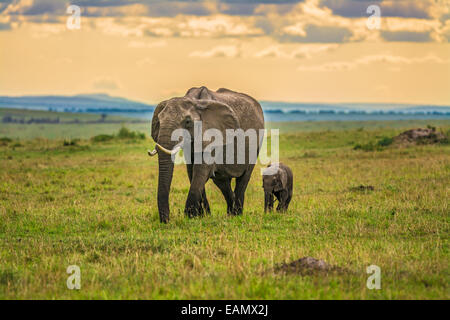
[0,109,449,299]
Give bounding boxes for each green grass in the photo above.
[0,112,449,299]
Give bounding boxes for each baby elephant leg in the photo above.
[264,192,274,212]
[285,192,292,211]
[276,190,288,212]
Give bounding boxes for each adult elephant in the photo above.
[149,86,265,223]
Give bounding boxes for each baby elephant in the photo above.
[262,162,293,212]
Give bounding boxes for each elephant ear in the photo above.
[151,101,167,142]
[185,86,215,100]
[276,168,288,191]
[195,100,239,143]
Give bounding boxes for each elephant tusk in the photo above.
[155,143,174,155]
[148,149,157,157]
[152,141,184,156]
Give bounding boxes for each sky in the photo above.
[0,0,449,105]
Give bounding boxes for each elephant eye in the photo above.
[183,117,193,128]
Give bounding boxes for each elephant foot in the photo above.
[184,205,203,218]
[229,207,243,216]
[159,213,169,223]
[185,191,205,218]
[203,204,211,215]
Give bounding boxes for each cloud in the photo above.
[220,3,259,16]
[280,24,353,43]
[254,44,338,59]
[84,3,148,17]
[0,0,448,43]
[93,15,263,38]
[0,21,11,30]
[178,15,263,37]
[381,16,442,42]
[253,1,368,43]
[92,77,120,90]
[297,54,450,72]
[189,45,241,58]
[320,0,435,19]
[2,0,67,16]
[381,30,432,42]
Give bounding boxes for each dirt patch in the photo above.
[393,128,447,146]
[275,257,344,276]
[350,185,375,192]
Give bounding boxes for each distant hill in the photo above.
[0,93,155,113]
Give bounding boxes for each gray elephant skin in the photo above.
[150,86,265,223]
[262,162,293,212]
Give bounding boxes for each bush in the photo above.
[354,135,394,151]
[91,134,114,142]
[63,139,79,146]
[0,137,12,146]
[377,136,394,147]
[117,127,146,140]
[90,127,146,143]
[439,129,449,145]
[10,142,23,148]
[353,142,382,152]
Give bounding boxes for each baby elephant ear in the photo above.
[195,100,240,142]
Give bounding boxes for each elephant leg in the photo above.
[213,178,235,215]
[274,191,281,211]
[265,192,274,212]
[186,163,210,214]
[185,164,210,218]
[201,189,210,215]
[233,165,255,215]
[285,192,292,211]
[276,191,287,212]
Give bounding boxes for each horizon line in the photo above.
[0,92,449,108]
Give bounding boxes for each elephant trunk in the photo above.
[155,130,179,223]
[157,152,174,223]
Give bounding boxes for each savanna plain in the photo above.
[0,109,449,299]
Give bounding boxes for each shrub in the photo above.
[91,127,146,143]
[377,136,394,147]
[353,142,382,152]
[10,142,23,148]
[0,137,12,146]
[439,129,450,145]
[354,136,394,151]
[91,134,114,142]
[63,139,79,146]
[117,127,146,140]
[117,127,134,139]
